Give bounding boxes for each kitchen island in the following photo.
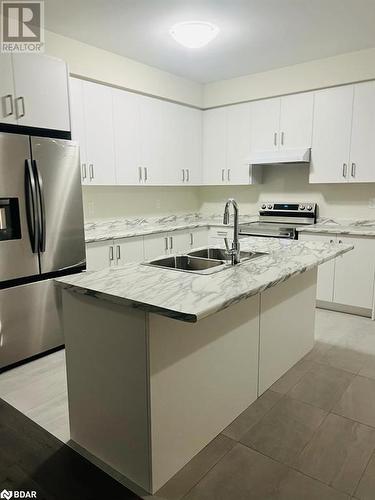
[56,236,352,494]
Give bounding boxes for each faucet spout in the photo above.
[223,198,240,265]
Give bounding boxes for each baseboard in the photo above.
[316,300,372,318]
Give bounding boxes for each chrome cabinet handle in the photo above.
[281,131,285,145]
[164,237,168,251]
[138,166,142,182]
[351,163,356,178]
[89,163,94,180]
[169,236,173,249]
[274,132,277,146]
[342,163,348,178]
[190,233,194,246]
[338,239,343,244]
[109,246,114,261]
[221,169,225,182]
[144,167,148,182]
[116,245,121,260]
[330,239,334,243]
[227,169,230,181]
[3,94,14,116]
[16,96,25,118]
[186,169,190,182]
[81,163,87,180]
[182,169,185,182]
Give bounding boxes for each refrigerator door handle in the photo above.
[24,159,39,253]
[33,159,46,253]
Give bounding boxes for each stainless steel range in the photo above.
[239,202,317,240]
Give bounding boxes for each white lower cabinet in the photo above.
[144,228,209,260]
[113,237,144,266]
[208,226,234,246]
[334,236,375,309]
[86,241,115,271]
[299,232,375,313]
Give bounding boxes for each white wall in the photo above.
[204,47,375,108]
[199,165,375,219]
[45,30,203,107]
[82,186,201,221]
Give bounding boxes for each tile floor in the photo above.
[1,309,375,499]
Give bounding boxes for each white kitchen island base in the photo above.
[61,268,317,494]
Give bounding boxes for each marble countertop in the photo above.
[296,218,375,237]
[84,213,258,243]
[56,237,352,323]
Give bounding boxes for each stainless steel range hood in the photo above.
[248,148,311,166]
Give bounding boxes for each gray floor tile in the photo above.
[319,346,371,374]
[184,443,349,500]
[222,390,282,441]
[288,363,354,410]
[240,395,327,465]
[334,375,375,428]
[295,413,375,495]
[355,452,375,500]
[270,360,314,394]
[358,357,375,380]
[155,434,235,500]
[303,341,332,362]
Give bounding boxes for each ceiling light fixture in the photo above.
[169,21,219,49]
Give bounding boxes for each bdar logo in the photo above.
[0,490,13,499]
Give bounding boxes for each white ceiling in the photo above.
[44,0,375,84]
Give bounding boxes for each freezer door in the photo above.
[0,280,63,369]
[31,137,86,274]
[0,132,40,283]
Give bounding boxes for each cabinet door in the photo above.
[334,236,375,309]
[143,233,169,260]
[0,54,16,124]
[12,54,70,131]
[298,233,336,302]
[349,81,375,183]
[182,107,202,185]
[189,228,208,249]
[69,78,87,184]
[162,101,182,185]
[139,95,164,185]
[310,86,354,184]
[226,103,252,185]
[250,98,280,152]
[86,241,114,271]
[112,88,141,185]
[114,237,144,266]
[169,230,189,254]
[279,92,313,149]
[202,108,226,185]
[83,80,116,185]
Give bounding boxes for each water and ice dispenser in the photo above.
[0,198,21,241]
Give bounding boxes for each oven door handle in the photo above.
[24,159,39,253]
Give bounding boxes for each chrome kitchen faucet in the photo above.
[223,198,241,265]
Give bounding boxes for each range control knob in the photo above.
[267,204,272,209]
[307,205,313,211]
[299,205,305,210]
[261,204,266,209]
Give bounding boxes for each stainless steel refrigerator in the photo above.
[0,132,85,370]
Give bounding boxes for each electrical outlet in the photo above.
[369,198,375,209]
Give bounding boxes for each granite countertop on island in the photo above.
[55,236,352,323]
[297,217,375,237]
[84,213,258,243]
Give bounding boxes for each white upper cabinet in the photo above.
[112,88,141,185]
[310,85,354,184]
[250,98,280,152]
[279,93,313,149]
[202,107,227,185]
[162,101,183,185]
[180,106,202,185]
[82,80,116,185]
[0,54,16,124]
[226,103,252,184]
[69,78,87,182]
[1,53,70,131]
[139,95,164,185]
[349,81,375,183]
[12,54,70,131]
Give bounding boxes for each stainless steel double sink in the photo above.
[143,247,266,275]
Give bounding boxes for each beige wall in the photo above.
[199,165,375,219]
[204,47,375,108]
[82,186,201,221]
[45,30,203,107]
